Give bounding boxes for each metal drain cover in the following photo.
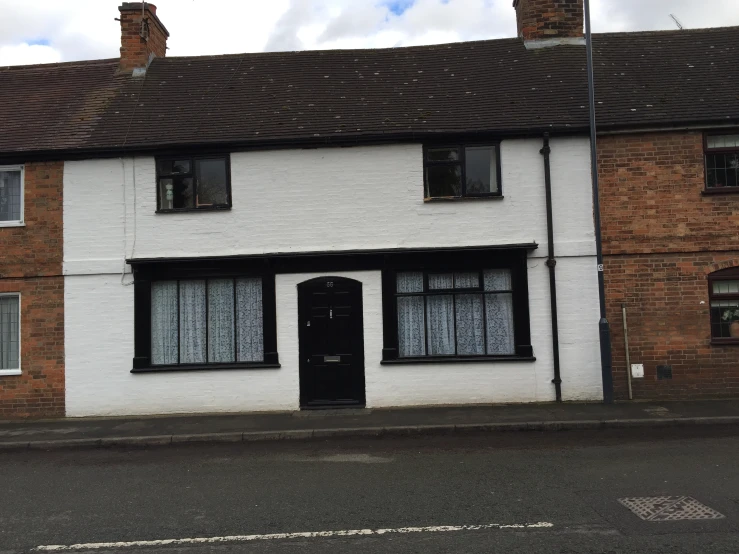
[618,496,724,521]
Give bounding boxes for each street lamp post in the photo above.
[584,0,614,404]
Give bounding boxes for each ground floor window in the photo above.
[709,267,739,342]
[151,278,264,365]
[132,261,278,372]
[0,293,20,373]
[381,249,533,363]
[396,270,515,357]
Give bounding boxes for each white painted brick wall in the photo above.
[63,139,602,415]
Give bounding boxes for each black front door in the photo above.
[298,277,366,408]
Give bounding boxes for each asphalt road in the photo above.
[1,426,738,553]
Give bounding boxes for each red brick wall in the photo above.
[599,131,739,399]
[0,278,65,418]
[514,0,584,40]
[0,161,64,418]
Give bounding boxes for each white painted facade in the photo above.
[63,139,602,417]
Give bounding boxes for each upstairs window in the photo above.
[424,145,501,199]
[709,267,739,343]
[156,156,231,212]
[705,134,739,191]
[0,165,23,226]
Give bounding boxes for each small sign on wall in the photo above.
[631,364,644,378]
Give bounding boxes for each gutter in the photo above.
[540,134,562,402]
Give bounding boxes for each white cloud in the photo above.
[0,0,737,67]
[0,43,61,65]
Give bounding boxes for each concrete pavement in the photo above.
[1,399,738,451]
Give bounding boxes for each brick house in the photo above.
[0,1,736,418]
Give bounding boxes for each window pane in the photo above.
[196,159,228,206]
[398,296,426,357]
[427,148,459,162]
[706,154,739,188]
[465,146,497,194]
[159,176,194,210]
[713,280,739,294]
[707,135,739,149]
[180,281,207,364]
[426,295,455,355]
[151,281,179,365]
[455,294,485,355]
[486,292,515,355]
[710,300,739,338]
[397,272,424,293]
[484,269,512,292]
[0,170,21,222]
[454,272,479,289]
[426,165,462,197]
[236,278,263,362]
[157,159,191,175]
[208,279,235,363]
[429,274,453,290]
[0,296,20,370]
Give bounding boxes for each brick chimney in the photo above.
[513,0,584,44]
[118,2,169,73]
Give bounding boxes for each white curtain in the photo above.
[0,296,20,370]
[397,272,426,357]
[0,170,21,221]
[484,270,515,355]
[236,278,263,362]
[151,281,178,365]
[208,279,235,363]
[455,294,485,355]
[426,295,455,355]
[179,280,207,364]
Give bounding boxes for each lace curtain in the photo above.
[236,278,264,362]
[151,281,178,365]
[150,277,264,365]
[484,269,515,355]
[396,269,515,357]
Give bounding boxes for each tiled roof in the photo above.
[1,26,737,156]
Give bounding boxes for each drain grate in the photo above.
[618,496,724,521]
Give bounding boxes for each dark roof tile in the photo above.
[1,27,737,156]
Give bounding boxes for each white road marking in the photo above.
[34,522,554,551]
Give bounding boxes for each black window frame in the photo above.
[423,143,503,200]
[155,154,232,213]
[703,132,739,195]
[381,249,533,364]
[708,266,739,345]
[132,260,279,373]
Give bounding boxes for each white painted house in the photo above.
[62,134,601,416]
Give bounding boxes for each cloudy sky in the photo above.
[1,0,738,66]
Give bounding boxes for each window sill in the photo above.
[702,188,739,196]
[381,355,535,365]
[711,338,739,346]
[0,221,25,228]
[424,196,504,203]
[0,369,22,377]
[156,206,232,214]
[131,362,281,374]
